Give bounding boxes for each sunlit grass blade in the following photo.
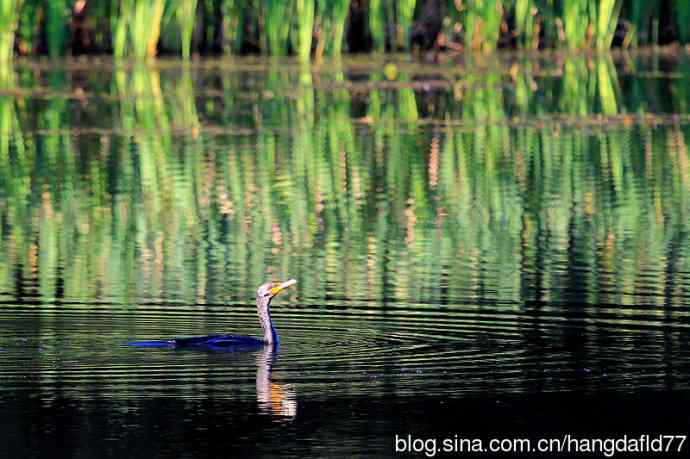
[176,0,198,59]
[514,0,538,49]
[113,0,165,60]
[293,0,314,61]
[140,0,165,59]
[591,0,622,49]
[395,0,416,50]
[264,0,292,55]
[0,0,23,64]
[112,0,132,59]
[368,0,385,52]
[462,0,503,52]
[16,0,39,55]
[561,0,588,48]
[315,0,348,58]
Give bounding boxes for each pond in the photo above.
[1,53,690,457]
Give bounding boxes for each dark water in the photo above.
[2,53,690,457]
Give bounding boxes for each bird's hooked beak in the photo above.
[269,279,297,296]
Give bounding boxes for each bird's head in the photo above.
[256,279,297,305]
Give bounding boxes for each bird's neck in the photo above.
[258,300,279,345]
[262,321,278,345]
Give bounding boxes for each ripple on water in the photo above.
[1,292,690,400]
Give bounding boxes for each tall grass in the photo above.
[395,0,416,50]
[591,0,622,49]
[365,0,416,52]
[368,0,386,51]
[220,0,245,54]
[264,0,292,56]
[626,0,660,46]
[315,0,349,58]
[137,0,165,59]
[46,0,70,57]
[293,0,315,61]
[112,0,130,59]
[1,2,690,59]
[561,0,588,48]
[0,60,19,154]
[0,0,23,64]
[676,0,690,44]
[561,0,622,49]
[113,0,165,60]
[201,0,216,50]
[514,0,539,49]
[176,0,198,60]
[462,0,503,52]
[16,0,38,54]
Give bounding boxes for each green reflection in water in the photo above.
[0,54,689,318]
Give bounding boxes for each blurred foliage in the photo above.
[3,0,690,62]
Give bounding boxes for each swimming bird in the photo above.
[128,279,296,350]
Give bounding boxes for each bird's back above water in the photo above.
[128,279,296,351]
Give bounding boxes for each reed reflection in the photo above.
[0,54,688,364]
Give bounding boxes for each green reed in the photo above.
[202,0,216,50]
[365,0,416,52]
[461,0,503,52]
[591,0,622,49]
[112,0,130,59]
[395,0,416,50]
[175,0,198,59]
[46,0,70,57]
[0,0,23,64]
[3,1,690,58]
[113,0,165,60]
[263,0,292,55]
[561,0,588,48]
[514,0,538,49]
[561,0,621,49]
[136,0,165,59]
[368,0,386,51]
[293,0,315,61]
[0,61,20,159]
[220,0,245,54]
[16,0,39,55]
[676,0,690,43]
[315,0,349,58]
[626,0,660,47]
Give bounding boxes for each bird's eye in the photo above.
[264,292,271,297]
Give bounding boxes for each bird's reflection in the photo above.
[255,344,297,418]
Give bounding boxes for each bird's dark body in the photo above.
[127,280,294,352]
[128,334,265,351]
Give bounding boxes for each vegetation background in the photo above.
[1,0,690,63]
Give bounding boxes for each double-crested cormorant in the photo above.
[128,279,296,350]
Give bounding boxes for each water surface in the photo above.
[1,53,690,457]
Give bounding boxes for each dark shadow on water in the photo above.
[3,390,689,458]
